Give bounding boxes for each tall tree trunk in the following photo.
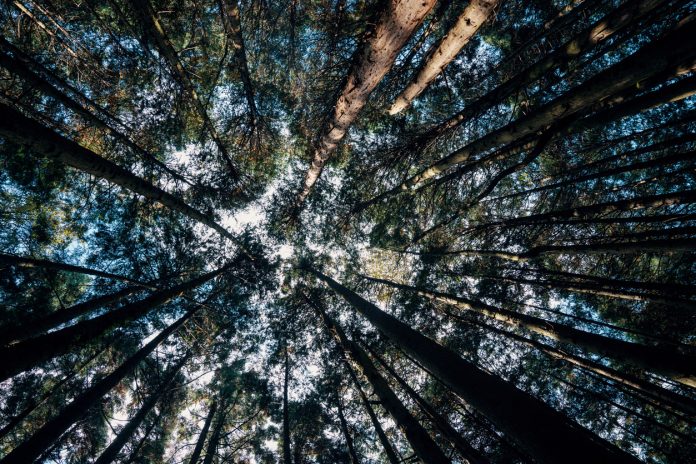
[201,403,228,464]
[295,0,437,207]
[363,342,490,464]
[127,0,238,178]
[0,286,143,346]
[305,267,642,464]
[94,353,190,464]
[0,307,196,464]
[388,0,500,114]
[282,346,292,464]
[359,274,696,387]
[0,253,148,286]
[0,103,239,243]
[189,400,219,464]
[335,392,360,464]
[220,0,259,127]
[308,295,452,464]
[360,14,696,203]
[0,266,225,382]
[123,410,162,464]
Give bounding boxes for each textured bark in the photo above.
[94,354,190,464]
[360,274,696,387]
[311,297,450,464]
[128,0,238,177]
[282,347,292,464]
[364,343,490,464]
[0,266,225,382]
[189,400,219,464]
[335,393,360,464]
[295,0,437,207]
[306,267,642,464]
[0,285,143,347]
[366,15,696,198]
[0,308,196,464]
[0,103,238,242]
[388,0,499,114]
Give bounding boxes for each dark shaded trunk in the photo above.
[0,286,143,346]
[363,342,490,464]
[0,308,196,464]
[201,404,227,464]
[360,274,696,387]
[0,266,225,382]
[94,353,190,464]
[306,267,641,464]
[0,103,238,242]
[295,0,437,207]
[308,295,455,464]
[282,346,292,464]
[335,393,360,464]
[189,400,219,464]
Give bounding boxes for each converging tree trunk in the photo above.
[189,399,219,464]
[305,267,641,464]
[335,392,360,464]
[295,0,437,207]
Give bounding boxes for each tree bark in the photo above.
[201,403,227,464]
[363,342,490,464]
[360,274,696,387]
[0,266,225,382]
[305,267,642,464]
[189,400,219,464]
[0,286,143,346]
[94,353,190,464]
[0,103,240,242]
[0,307,196,464]
[335,392,360,464]
[388,0,499,114]
[295,0,437,207]
[310,294,466,464]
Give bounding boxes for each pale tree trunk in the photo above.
[388,0,500,114]
[0,308,196,464]
[128,0,238,178]
[93,353,190,464]
[360,15,696,204]
[189,400,219,464]
[0,103,238,243]
[309,295,451,464]
[295,0,437,207]
[305,267,641,464]
[0,266,225,382]
[359,274,696,388]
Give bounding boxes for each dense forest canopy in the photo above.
[0,0,695,462]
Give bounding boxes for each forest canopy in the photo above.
[0,0,695,463]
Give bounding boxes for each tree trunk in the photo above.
[335,393,360,464]
[0,103,238,242]
[201,404,227,464]
[0,307,196,464]
[94,353,190,464]
[363,342,490,464]
[282,346,292,464]
[295,0,437,207]
[127,0,238,178]
[388,0,499,114]
[189,400,219,464]
[309,295,455,464]
[220,0,259,127]
[0,266,225,382]
[305,267,641,464]
[365,14,696,197]
[0,286,143,346]
[360,274,696,387]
